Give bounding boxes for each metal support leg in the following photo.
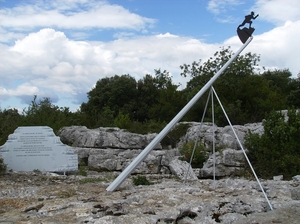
[184,90,212,183]
[211,86,273,210]
[211,87,216,187]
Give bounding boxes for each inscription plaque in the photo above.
[0,126,78,172]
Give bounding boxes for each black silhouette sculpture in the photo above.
[238,12,259,28]
[237,12,259,44]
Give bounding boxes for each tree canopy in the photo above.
[80,69,184,127]
[179,47,297,125]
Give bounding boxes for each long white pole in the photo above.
[106,36,253,191]
[212,88,216,188]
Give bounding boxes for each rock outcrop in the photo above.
[178,122,263,149]
[58,126,161,149]
[58,122,264,179]
[198,148,246,178]
[2,121,300,223]
[168,157,198,180]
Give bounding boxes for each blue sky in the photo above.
[0,0,300,112]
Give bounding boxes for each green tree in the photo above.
[148,69,184,122]
[214,74,284,125]
[0,96,78,144]
[81,74,138,127]
[0,108,23,145]
[262,69,293,95]
[261,69,300,108]
[81,71,184,128]
[22,95,75,132]
[180,47,286,125]
[286,73,300,108]
[135,74,160,122]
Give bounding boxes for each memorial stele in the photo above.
[0,126,78,172]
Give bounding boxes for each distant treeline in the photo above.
[1,47,300,145]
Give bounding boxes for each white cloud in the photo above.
[252,0,300,25]
[207,0,244,15]
[2,16,300,111]
[0,83,39,97]
[0,28,220,106]
[0,0,155,43]
[225,20,300,76]
[251,20,300,75]
[0,0,154,30]
[1,0,300,111]
[207,0,245,23]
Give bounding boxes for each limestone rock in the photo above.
[180,122,263,150]
[293,175,300,182]
[86,148,180,174]
[291,186,300,200]
[273,175,284,181]
[58,126,161,149]
[199,149,245,178]
[169,157,198,180]
[58,122,264,179]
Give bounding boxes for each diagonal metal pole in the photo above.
[211,86,273,210]
[106,36,253,191]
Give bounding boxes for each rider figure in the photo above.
[238,12,259,29]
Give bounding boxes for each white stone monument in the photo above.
[0,126,78,172]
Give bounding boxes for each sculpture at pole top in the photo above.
[237,12,259,43]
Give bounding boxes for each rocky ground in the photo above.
[1,171,300,224]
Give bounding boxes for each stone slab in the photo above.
[0,126,78,172]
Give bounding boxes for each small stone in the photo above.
[291,186,300,200]
[273,175,283,181]
[23,203,44,212]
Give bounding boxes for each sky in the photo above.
[1,0,300,112]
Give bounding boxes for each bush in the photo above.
[0,158,7,175]
[114,112,131,129]
[132,175,151,186]
[245,109,300,179]
[161,123,191,148]
[75,161,88,176]
[126,120,167,134]
[180,141,208,168]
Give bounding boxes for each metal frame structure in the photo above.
[106,36,254,192]
[184,86,273,210]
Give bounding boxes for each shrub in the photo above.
[132,175,151,186]
[245,109,300,179]
[161,123,191,148]
[75,161,88,176]
[114,112,131,129]
[79,177,106,184]
[126,120,167,134]
[180,141,208,168]
[0,157,7,175]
